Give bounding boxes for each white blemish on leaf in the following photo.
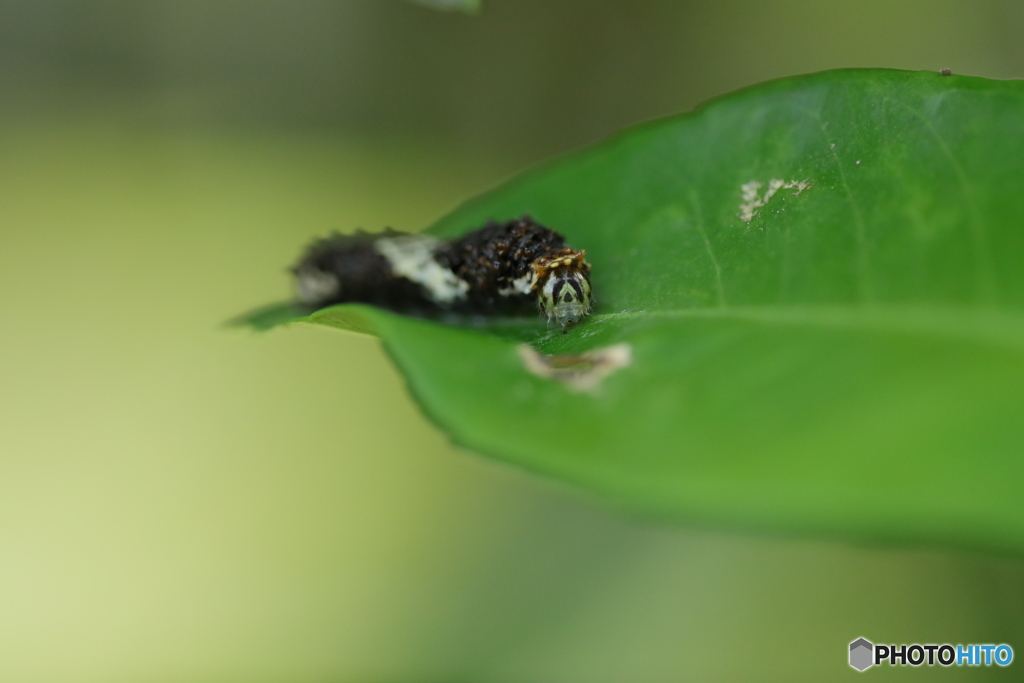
[375,234,469,304]
[738,178,811,224]
[518,343,632,393]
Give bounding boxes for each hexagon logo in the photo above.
[849,638,874,671]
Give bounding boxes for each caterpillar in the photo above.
[292,215,593,331]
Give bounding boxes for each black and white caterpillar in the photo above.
[292,215,593,330]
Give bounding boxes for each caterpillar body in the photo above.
[292,215,593,331]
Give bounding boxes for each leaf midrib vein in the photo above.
[591,305,1024,352]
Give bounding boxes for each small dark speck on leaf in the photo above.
[941,69,952,76]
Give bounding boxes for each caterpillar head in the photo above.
[533,250,593,332]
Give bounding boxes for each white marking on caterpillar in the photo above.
[497,271,536,297]
[375,234,470,304]
[295,267,340,304]
[739,178,811,223]
[518,342,632,393]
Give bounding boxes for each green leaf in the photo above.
[237,69,1024,553]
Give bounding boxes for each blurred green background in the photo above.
[2,1,1024,680]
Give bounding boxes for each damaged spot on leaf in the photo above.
[518,343,633,393]
[739,178,811,224]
